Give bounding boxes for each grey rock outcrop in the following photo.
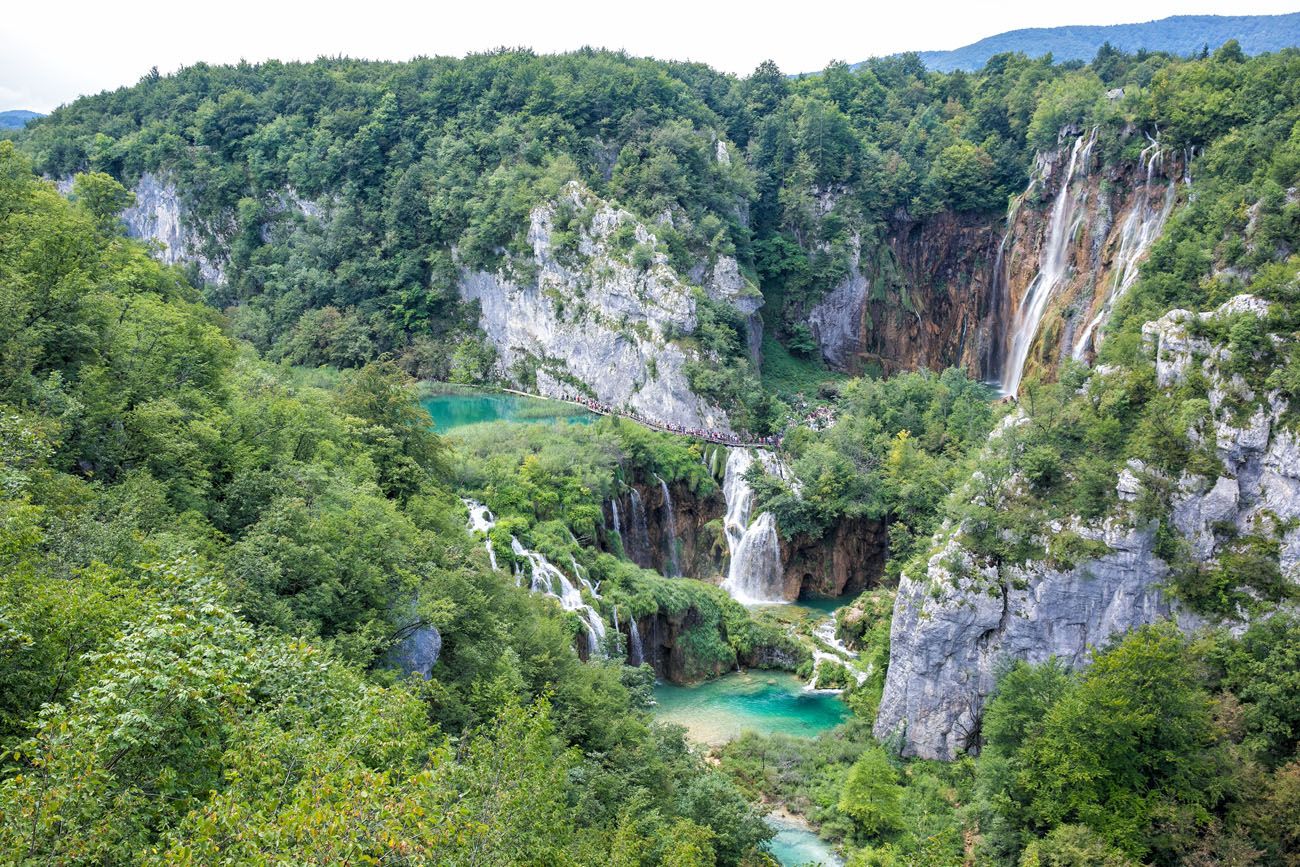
[121,173,227,284]
[384,623,442,680]
[806,232,870,370]
[875,294,1296,760]
[460,182,738,430]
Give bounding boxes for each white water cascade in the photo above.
[999,128,1097,396]
[465,499,499,571]
[654,473,682,577]
[1071,135,1178,361]
[719,449,788,605]
[461,498,606,658]
[806,618,869,692]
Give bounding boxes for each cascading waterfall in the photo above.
[719,449,788,605]
[999,128,1096,396]
[628,614,645,666]
[654,473,682,577]
[806,617,870,692]
[461,498,606,658]
[610,497,622,537]
[465,499,499,571]
[1071,135,1178,361]
[512,538,607,658]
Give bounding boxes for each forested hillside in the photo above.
[3,35,1300,867]
[906,13,1300,72]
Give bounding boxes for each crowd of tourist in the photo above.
[559,393,782,448]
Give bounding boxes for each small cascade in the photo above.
[806,616,870,692]
[720,449,789,604]
[627,487,652,564]
[512,537,607,658]
[461,498,606,658]
[999,128,1097,396]
[610,497,622,537]
[628,615,645,667]
[1072,136,1178,361]
[654,473,681,577]
[981,236,1011,385]
[464,499,499,571]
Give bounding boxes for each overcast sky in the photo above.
[5,0,1299,112]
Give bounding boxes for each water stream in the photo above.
[654,473,682,577]
[1072,136,1177,360]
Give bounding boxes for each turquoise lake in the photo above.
[421,391,594,431]
[651,671,848,746]
[764,814,844,867]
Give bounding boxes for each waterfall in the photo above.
[464,499,499,571]
[1072,137,1177,361]
[512,537,607,658]
[981,236,1011,384]
[806,616,870,692]
[461,498,606,658]
[999,128,1096,396]
[627,487,652,564]
[654,473,681,577]
[610,498,622,536]
[719,449,788,604]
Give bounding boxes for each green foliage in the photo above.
[839,746,905,839]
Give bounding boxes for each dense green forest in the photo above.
[3,35,1300,867]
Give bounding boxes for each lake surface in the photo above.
[421,391,594,431]
[764,814,844,867]
[651,672,848,745]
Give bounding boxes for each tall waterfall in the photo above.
[654,473,682,577]
[999,128,1097,396]
[461,498,606,658]
[719,449,788,604]
[1071,137,1177,361]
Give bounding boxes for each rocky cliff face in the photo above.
[781,515,888,599]
[874,294,1297,760]
[460,182,757,430]
[807,216,1003,377]
[804,127,1183,388]
[988,128,1183,390]
[120,173,228,284]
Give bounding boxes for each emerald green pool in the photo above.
[764,814,843,867]
[651,672,848,746]
[421,391,594,431]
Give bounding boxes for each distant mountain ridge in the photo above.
[893,13,1300,72]
[0,110,42,129]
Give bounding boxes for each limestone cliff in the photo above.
[460,182,755,430]
[804,127,1184,388]
[874,294,1297,760]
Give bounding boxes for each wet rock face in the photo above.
[460,182,752,431]
[781,515,888,600]
[805,214,1003,377]
[610,479,726,581]
[874,294,1297,761]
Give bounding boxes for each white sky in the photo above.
[4,0,1299,112]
